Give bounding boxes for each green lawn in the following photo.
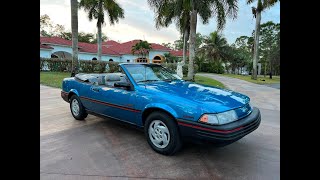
[220,74,280,84]
[193,75,225,88]
[40,72,226,89]
[40,72,70,89]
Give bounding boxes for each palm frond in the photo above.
[246,0,256,5]
[212,0,226,30]
[104,0,124,25]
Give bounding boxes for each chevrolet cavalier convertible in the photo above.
[61,63,261,155]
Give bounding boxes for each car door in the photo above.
[87,76,139,125]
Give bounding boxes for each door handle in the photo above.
[91,87,100,92]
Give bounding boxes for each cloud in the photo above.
[40,0,279,44]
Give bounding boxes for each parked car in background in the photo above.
[61,63,261,155]
[240,71,249,75]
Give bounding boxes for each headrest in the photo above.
[105,73,121,81]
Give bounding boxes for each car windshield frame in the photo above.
[123,64,181,84]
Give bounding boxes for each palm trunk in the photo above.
[269,59,273,79]
[187,1,197,80]
[70,0,79,76]
[264,62,266,77]
[97,1,102,61]
[97,23,102,61]
[182,28,189,64]
[252,9,261,80]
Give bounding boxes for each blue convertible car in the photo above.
[61,63,261,155]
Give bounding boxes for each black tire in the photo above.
[69,95,88,120]
[144,111,182,155]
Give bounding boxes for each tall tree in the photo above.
[79,0,124,61]
[148,0,238,80]
[247,0,279,80]
[259,21,280,78]
[187,0,238,80]
[70,0,79,76]
[148,0,191,65]
[199,31,229,63]
[131,40,153,58]
[40,14,52,36]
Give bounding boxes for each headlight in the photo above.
[199,110,238,125]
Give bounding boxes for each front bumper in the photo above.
[177,107,261,143]
[61,91,69,102]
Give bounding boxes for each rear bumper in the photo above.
[61,91,69,102]
[177,107,261,143]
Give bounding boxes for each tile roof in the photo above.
[150,43,171,51]
[110,40,171,54]
[40,37,119,55]
[169,50,189,57]
[40,43,53,49]
[40,37,173,56]
[40,36,72,46]
[102,40,120,46]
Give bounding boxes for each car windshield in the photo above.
[123,64,181,83]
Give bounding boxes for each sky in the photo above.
[40,0,280,44]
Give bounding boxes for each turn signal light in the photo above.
[199,114,208,123]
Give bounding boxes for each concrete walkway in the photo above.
[197,73,280,111]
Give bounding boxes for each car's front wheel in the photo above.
[144,112,182,155]
[70,95,87,120]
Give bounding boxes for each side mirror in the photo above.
[114,82,131,89]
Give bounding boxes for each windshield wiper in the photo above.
[137,79,160,83]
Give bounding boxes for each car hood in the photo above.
[143,80,250,113]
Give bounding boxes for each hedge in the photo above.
[40,58,198,75]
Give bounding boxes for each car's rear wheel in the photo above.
[144,111,182,155]
[70,95,87,120]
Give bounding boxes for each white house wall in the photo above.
[50,45,73,54]
[149,50,170,59]
[40,44,122,62]
[40,49,52,58]
[78,53,121,62]
[40,45,170,62]
[121,54,139,62]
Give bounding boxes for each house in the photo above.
[40,37,185,63]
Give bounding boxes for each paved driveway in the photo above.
[40,77,280,180]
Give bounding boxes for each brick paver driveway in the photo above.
[40,76,280,180]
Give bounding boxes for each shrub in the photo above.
[161,63,177,72]
[182,64,199,76]
[41,58,121,73]
[96,61,108,73]
[79,60,95,73]
[40,58,200,75]
[40,58,72,72]
[200,62,224,74]
[107,62,120,73]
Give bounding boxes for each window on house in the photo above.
[109,59,113,62]
[127,59,130,62]
[92,57,97,60]
[51,54,58,58]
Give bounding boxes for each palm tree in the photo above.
[131,40,153,59]
[247,0,279,80]
[79,0,124,61]
[188,0,238,80]
[148,0,190,65]
[199,31,230,62]
[149,0,238,80]
[70,0,79,76]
